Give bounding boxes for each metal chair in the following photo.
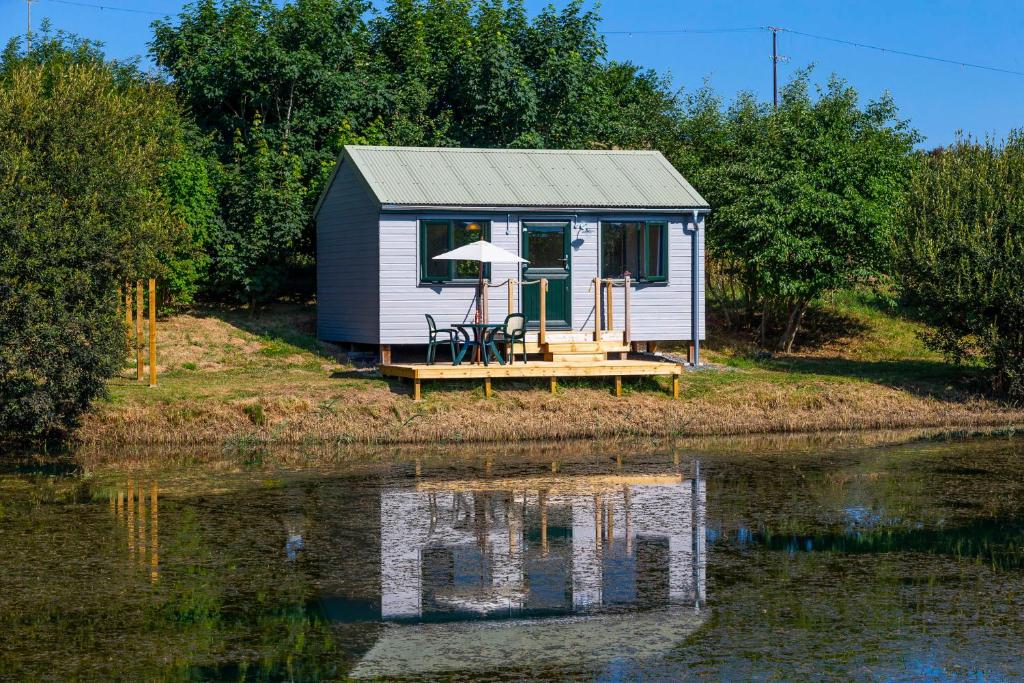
[487,313,527,364]
[425,314,457,365]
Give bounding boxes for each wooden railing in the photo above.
[592,275,632,345]
[482,277,547,343]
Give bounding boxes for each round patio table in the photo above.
[453,323,506,365]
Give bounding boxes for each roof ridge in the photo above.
[344,144,662,155]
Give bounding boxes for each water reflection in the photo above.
[110,480,160,584]
[347,466,707,678]
[5,436,1024,681]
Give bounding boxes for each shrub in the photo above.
[0,38,186,442]
[899,135,1024,399]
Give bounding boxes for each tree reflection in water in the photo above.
[1,436,1024,680]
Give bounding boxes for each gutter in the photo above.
[691,209,702,369]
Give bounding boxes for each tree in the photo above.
[679,73,918,351]
[151,0,378,303]
[0,34,188,442]
[899,135,1024,399]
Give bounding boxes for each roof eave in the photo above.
[379,203,710,213]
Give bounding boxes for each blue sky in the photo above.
[3,0,1023,147]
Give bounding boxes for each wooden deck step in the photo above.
[544,352,608,363]
[542,341,629,354]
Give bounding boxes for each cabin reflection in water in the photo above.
[380,473,706,621]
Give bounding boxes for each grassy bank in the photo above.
[78,293,1024,445]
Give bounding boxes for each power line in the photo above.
[602,27,765,36]
[41,0,168,17]
[777,27,1024,78]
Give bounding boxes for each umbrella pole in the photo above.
[477,262,484,363]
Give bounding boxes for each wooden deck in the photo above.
[380,358,683,400]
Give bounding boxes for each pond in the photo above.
[2,434,1024,681]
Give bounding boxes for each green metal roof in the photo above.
[336,145,709,210]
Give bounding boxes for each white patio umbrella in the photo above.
[433,240,527,323]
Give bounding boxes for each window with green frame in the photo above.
[600,221,668,282]
[419,219,492,283]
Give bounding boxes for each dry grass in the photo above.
[78,300,1024,446]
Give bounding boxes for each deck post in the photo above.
[484,377,492,398]
[606,280,614,331]
[624,274,632,346]
[550,376,557,394]
[593,277,601,341]
[672,373,680,399]
[539,278,548,345]
[413,378,421,401]
[379,344,392,365]
[508,279,514,317]
[614,375,622,397]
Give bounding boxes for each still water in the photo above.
[2,435,1024,681]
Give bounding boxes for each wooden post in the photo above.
[539,278,548,346]
[413,378,421,401]
[624,274,632,346]
[687,342,695,365]
[135,281,144,381]
[614,375,622,397]
[593,277,601,341]
[508,279,514,317]
[148,279,157,387]
[482,281,489,323]
[484,377,492,398]
[606,280,614,331]
[672,373,680,399]
[124,284,132,353]
[380,345,392,366]
[550,376,557,394]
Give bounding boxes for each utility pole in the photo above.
[769,26,780,109]
[26,0,33,51]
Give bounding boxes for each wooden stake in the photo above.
[484,377,492,398]
[614,375,622,397]
[135,281,143,381]
[148,279,157,387]
[124,283,132,353]
[550,376,557,394]
[413,378,421,401]
[672,374,680,400]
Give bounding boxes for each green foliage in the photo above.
[898,135,1024,399]
[160,141,218,308]
[679,72,918,351]
[153,0,684,302]
[0,34,187,442]
[151,0,376,303]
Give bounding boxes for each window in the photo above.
[600,221,668,282]
[419,220,491,283]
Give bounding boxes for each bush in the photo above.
[899,135,1024,399]
[0,38,186,442]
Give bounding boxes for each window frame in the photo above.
[599,220,669,283]
[418,219,492,284]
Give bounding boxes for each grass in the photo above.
[78,294,1024,445]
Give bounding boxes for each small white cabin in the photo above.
[314,146,708,360]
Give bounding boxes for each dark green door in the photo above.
[521,221,571,328]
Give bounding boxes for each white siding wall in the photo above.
[378,211,705,345]
[316,161,381,343]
